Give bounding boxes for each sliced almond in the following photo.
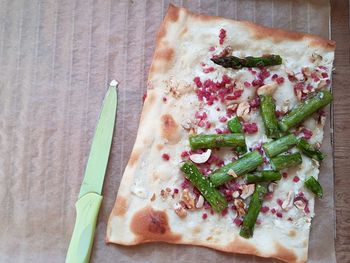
[196,195,204,209]
[227,169,238,178]
[315,142,321,149]
[234,198,246,217]
[302,67,311,77]
[232,190,240,198]
[174,203,187,218]
[181,119,193,130]
[311,52,323,64]
[160,189,168,199]
[181,188,196,210]
[257,83,277,96]
[189,127,197,135]
[236,101,250,121]
[281,105,290,114]
[296,89,303,101]
[189,149,212,164]
[282,191,294,211]
[285,68,295,77]
[240,184,255,199]
[316,79,328,90]
[294,200,306,211]
[318,115,326,126]
[226,103,238,112]
[268,182,277,192]
[295,72,305,82]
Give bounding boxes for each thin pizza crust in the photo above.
[107,5,335,263]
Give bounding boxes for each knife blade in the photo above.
[65,80,118,263]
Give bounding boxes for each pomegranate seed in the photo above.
[219,116,227,123]
[276,212,283,218]
[282,172,288,178]
[234,90,243,97]
[288,217,293,221]
[174,188,179,194]
[249,97,260,108]
[293,176,300,183]
[272,74,278,80]
[205,122,211,129]
[221,208,228,216]
[233,218,243,226]
[260,206,270,213]
[288,75,297,82]
[252,79,263,87]
[202,213,208,219]
[193,77,202,88]
[203,201,211,210]
[215,128,223,134]
[243,123,258,134]
[181,179,190,189]
[276,77,285,85]
[304,206,310,214]
[271,208,276,214]
[181,151,189,158]
[297,191,304,197]
[244,81,251,87]
[203,67,215,73]
[209,46,216,51]
[277,199,283,206]
[162,153,170,161]
[265,192,273,200]
[198,120,205,127]
[162,97,167,102]
[219,28,226,45]
[302,128,313,139]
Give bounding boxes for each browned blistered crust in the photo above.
[272,242,299,263]
[111,196,129,216]
[141,91,156,117]
[169,4,335,50]
[288,229,297,237]
[127,150,140,167]
[130,206,182,243]
[160,114,180,144]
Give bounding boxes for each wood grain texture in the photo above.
[331,0,350,262]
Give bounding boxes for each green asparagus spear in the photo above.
[262,134,298,158]
[228,116,242,133]
[209,151,263,187]
[181,162,228,212]
[279,91,333,132]
[211,55,282,69]
[270,152,302,171]
[304,176,323,198]
[297,138,325,161]
[239,184,267,238]
[246,170,281,183]
[189,134,245,150]
[260,95,280,138]
[227,117,247,154]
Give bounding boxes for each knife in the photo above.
[65,80,118,263]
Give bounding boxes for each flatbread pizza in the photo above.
[106,5,335,263]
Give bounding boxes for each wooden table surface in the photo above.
[331,0,350,262]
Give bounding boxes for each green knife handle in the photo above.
[65,193,103,263]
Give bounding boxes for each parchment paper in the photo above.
[0,0,335,262]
